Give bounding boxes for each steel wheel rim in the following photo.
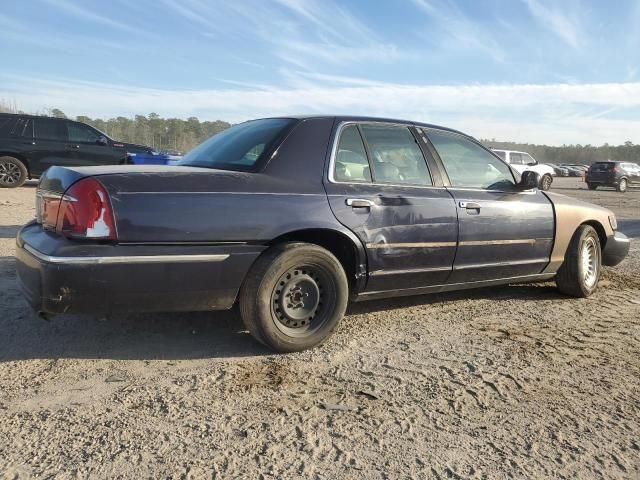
[0,162,21,185]
[581,237,599,288]
[270,264,336,337]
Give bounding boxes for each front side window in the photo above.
[178,118,295,171]
[360,124,432,186]
[522,153,537,165]
[509,152,523,165]
[34,118,67,141]
[426,129,516,190]
[68,123,100,143]
[334,125,371,183]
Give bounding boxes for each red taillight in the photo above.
[54,178,116,240]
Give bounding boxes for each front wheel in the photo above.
[239,242,348,352]
[556,225,602,297]
[0,156,28,188]
[587,183,597,190]
[540,174,553,191]
[617,178,628,192]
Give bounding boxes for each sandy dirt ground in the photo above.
[0,178,639,479]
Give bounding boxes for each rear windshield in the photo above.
[591,162,615,170]
[178,118,296,171]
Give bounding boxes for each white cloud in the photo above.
[413,0,508,63]
[3,74,640,145]
[523,0,582,49]
[41,0,143,35]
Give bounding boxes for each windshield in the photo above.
[178,118,296,171]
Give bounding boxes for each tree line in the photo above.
[1,100,638,163]
[481,139,640,165]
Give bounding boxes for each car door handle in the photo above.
[459,201,481,210]
[346,198,374,208]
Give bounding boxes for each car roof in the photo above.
[490,149,530,155]
[254,115,472,138]
[0,113,69,121]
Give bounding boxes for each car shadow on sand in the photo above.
[0,255,571,362]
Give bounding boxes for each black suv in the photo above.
[586,161,640,192]
[0,114,153,187]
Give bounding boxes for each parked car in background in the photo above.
[0,113,154,188]
[543,163,569,177]
[16,116,629,352]
[586,161,640,192]
[559,164,587,177]
[491,149,555,190]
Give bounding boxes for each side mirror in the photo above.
[527,160,538,166]
[519,170,540,190]
[96,136,108,146]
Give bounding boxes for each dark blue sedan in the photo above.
[16,116,629,352]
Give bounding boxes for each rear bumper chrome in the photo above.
[602,231,630,267]
[22,243,230,265]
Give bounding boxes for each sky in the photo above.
[1,0,639,145]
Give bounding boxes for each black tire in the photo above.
[540,174,553,191]
[0,156,28,188]
[587,183,597,190]
[556,225,602,298]
[617,178,628,193]
[239,242,349,352]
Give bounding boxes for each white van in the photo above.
[491,149,555,190]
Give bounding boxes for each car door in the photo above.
[324,122,458,293]
[423,128,554,283]
[30,118,75,176]
[67,121,124,166]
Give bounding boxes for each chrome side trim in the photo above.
[453,258,549,271]
[370,265,452,277]
[366,238,552,249]
[458,238,551,246]
[23,244,229,265]
[366,241,457,249]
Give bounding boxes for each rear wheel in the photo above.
[0,156,27,188]
[556,225,601,297]
[540,174,553,191]
[617,178,628,192]
[239,242,348,352]
[587,183,597,190]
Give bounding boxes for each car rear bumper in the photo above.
[15,222,264,316]
[602,231,630,267]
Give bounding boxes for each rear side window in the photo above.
[360,124,432,186]
[0,117,16,136]
[493,150,506,160]
[34,118,67,141]
[426,129,515,190]
[68,122,100,143]
[334,125,371,183]
[178,118,295,171]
